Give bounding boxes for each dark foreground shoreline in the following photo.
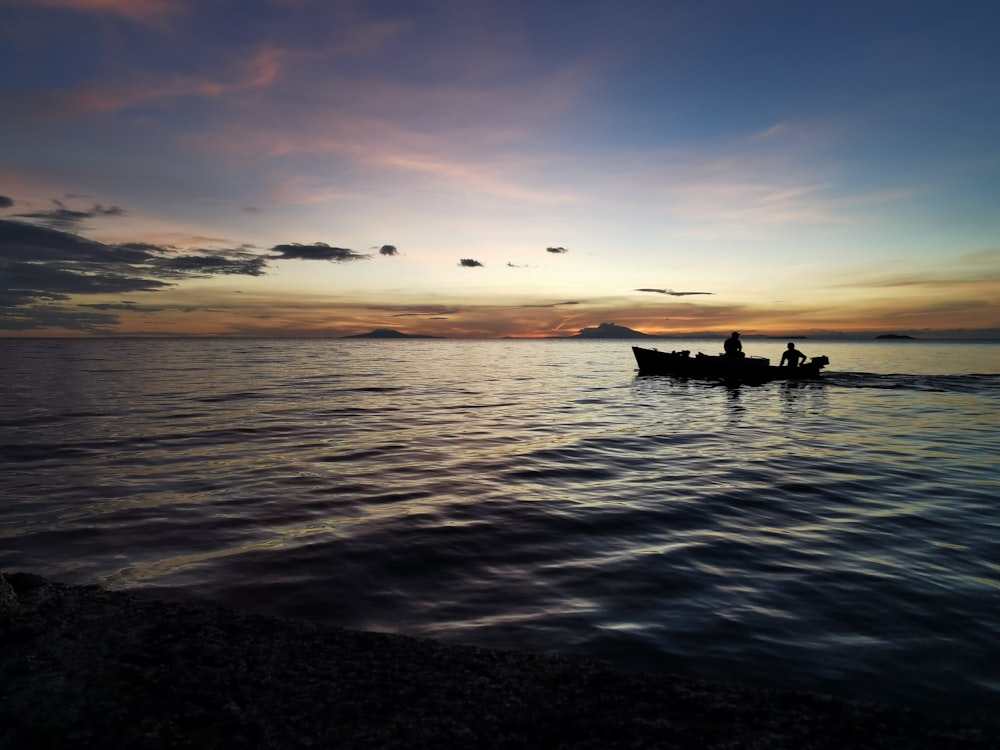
[2,571,997,749]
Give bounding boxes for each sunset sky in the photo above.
[2,0,999,338]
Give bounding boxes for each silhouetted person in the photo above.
[780,342,807,368]
[723,331,744,358]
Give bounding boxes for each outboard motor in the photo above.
[811,355,830,369]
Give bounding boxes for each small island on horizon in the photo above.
[341,328,443,339]
[571,322,652,339]
[328,326,996,342]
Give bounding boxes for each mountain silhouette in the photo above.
[571,322,651,339]
[342,328,442,339]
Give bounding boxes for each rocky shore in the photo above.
[2,570,997,749]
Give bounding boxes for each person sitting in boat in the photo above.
[780,342,807,368]
[723,331,744,358]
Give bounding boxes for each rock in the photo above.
[3,574,999,749]
[0,570,19,625]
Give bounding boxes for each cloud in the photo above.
[269,242,371,262]
[0,196,13,209]
[20,0,177,26]
[959,248,1000,264]
[155,253,268,278]
[0,306,121,332]
[834,250,1000,290]
[378,244,399,256]
[1,219,268,277]
[0,218,272,330]
[519,301,581,308]
[2,218,143,265]
[171,48,592,207]
[365,305,458,317]
[635,288,714,296]
[2,259,170,298]
[546,246,569,254]
[77,301,159,311]
[389,310,459,317]
[13,199,125,232]
[10,44,282,122]
[459,258,484,267]
[0,288,67,308]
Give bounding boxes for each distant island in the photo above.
[339,327,928,341]
[341,328,442,339]
[571,322,652,339]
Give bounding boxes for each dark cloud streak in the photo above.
[459,258,483,267]
[390,310,459,317]
[519,301,581,308]
[269,242,371,262]
[366,305,459,317]
[156,254,268,278]
[14,199,125,232]
[635,288,714,296]
[0,218,273,331]
[2,261,171,297]
[0,307,119,332]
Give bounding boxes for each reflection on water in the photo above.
[1,337,999,715]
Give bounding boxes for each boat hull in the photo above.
[632,346,828,382]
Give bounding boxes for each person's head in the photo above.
[787,342,795,349]
[731,331,740,338]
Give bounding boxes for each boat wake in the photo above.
[824,372,1000,394]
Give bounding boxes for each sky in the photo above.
[2,0,999,339]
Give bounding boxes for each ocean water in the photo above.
[1,337,998,716]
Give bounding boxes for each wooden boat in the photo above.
[632,346,829,382]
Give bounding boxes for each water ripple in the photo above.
[1,338,998,716]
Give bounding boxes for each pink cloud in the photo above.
[22,0,177,25]
[19,45,282,117]
[175,56,594,203]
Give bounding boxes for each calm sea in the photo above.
[1,338,998,715]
